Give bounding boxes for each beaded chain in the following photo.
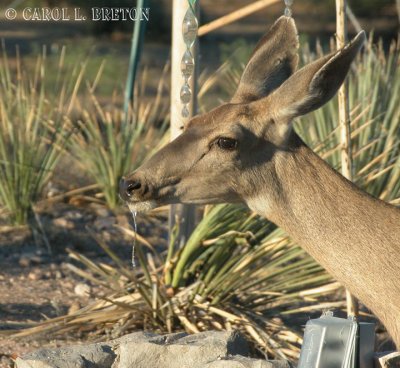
[180,1,198,118]
[179,0,293,118]
[284,0,293,17]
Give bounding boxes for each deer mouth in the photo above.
[127,200,158,213]
[119,174,183,212]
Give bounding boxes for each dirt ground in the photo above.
[0,194,168,367]
[0,258,105,367]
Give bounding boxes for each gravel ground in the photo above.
[0,199,168,368]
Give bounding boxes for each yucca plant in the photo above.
[66,65,170,209]
[0,47,81,225]
[296,38,400,201]
[10,205,338,361]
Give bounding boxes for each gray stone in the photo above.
[94,216,116,230]
[16,343,115,368]
[64,211,84,220]
[116,331,249,368]
[205,356,291,368]
[15,331,289,368]
[112,331,187,346]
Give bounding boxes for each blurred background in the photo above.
[0,0,398,105]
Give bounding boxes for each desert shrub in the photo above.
[0,48,81,225]
[66,65,170,209]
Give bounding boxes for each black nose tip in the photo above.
[126,181,141,195]
[119,177,142,200]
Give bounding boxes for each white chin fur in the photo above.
[127,201,157,213]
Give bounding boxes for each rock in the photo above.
[94,216,116,230]
[64,211,84,220]
[19,253,48,267]
[53,217,75,230]
[74,283,91,297]
[117,331,249,368]
[30,255,47,264]
[15,343,115,368]
[27,270,43,281]
[18,256,31,268]
[90,204,113,218]
[205,356,290,368]
[15,331,289,368]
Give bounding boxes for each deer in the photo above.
[120,17,400,348]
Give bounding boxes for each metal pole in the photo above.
[169,1,199,249]
[336,0,359,317]
[124,0,148,117]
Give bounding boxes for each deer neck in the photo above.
[246,134,400,323]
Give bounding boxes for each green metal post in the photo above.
[124,0,148,117]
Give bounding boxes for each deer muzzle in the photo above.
[119,176,146,201]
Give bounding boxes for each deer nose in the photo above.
[119,177,142,201]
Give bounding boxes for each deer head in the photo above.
[120,17,365,214]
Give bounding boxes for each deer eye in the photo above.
[217,137,238,151]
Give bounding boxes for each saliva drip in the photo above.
[129,209,138,268]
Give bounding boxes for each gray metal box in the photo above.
[298,312,374,368]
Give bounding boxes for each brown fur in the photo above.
[256,134,400,347]
[121,17,400,347]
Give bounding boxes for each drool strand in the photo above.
[129,208,138,268]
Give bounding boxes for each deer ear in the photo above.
[269,31,366,120]
[231,16,299,104]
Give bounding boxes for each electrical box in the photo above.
[298,311,375,368]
